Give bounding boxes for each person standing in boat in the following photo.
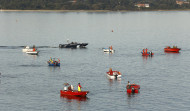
[78,83,82,91]
[33,45,36,51]
[109,68,113,76]
[127,81,131,89]
[127,81,131,85]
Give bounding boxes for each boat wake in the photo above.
[0,46,58,49]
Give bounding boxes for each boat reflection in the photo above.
[107,77,121,86]
[48,66,60,72]
[60,95,89,102]
[142,55,153,60]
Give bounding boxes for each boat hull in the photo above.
[141,52,154,56]
[106,71,121,79]
[164,48,181,52]
[59,44,78,48]
[48,62,60,66]
[22,49,33,52]
[60,90,89,97]
[26,51,39,55]
[59,42,88,48]
[126,84,140,93]
[103,48,114,53]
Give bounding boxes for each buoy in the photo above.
[111,30,113,32]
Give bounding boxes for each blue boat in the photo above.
[47,58,60,66]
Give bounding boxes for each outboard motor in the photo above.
[131,87,135,93]
[114,74,118,79]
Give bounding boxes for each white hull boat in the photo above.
[106,71,122,79]
[22,46,33,52]
[26,51,39,55]
[103,48,114,53]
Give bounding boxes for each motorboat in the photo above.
[103,48,114,53]
[164,46,181,52]
[22,46,33,52]
[106,68,121,79]
[103,46,114,53]
[59,42,78,48]
[141,48,154,56]
[59,41,88,48]
[60,90,89,97]
[47,58,60,66]
[126,84,140,93]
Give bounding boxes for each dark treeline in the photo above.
[0,0,190,10]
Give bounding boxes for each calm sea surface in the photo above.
[0,11,190,111]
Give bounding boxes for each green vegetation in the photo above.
[0,0,190,10]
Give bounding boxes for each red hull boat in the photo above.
[126,84,140,93]
[141,48,154,56]
[60,95,88,101]
[164,46,181,52]
[60,90,89,97]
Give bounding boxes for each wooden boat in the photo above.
[164,46,181,52]
[126,84,140,93]
[60,90,89,97]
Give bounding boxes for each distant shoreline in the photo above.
[1,9,190,12]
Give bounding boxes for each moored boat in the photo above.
[60,90,89,97]
[106,68,121,79]
[47,58,60,66]
[164,46,181,52]
[126,84,140,93]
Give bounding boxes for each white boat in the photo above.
[22,46,33,52]
[26,51,39,55]
[106,71,122,79]
[103,48,114,53]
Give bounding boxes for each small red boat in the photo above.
[60,90,89,97]
[126,84,140,93]
[164,46,181,52]
[141,48,154,56]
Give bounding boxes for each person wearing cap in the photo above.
[78,83,82,91]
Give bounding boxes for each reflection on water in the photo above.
[126,92,140,108]
[60,95,89,102]
[48,66,60,72]
[60,95,89,110]
[107,77,121,86]
[142,55,153,60]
